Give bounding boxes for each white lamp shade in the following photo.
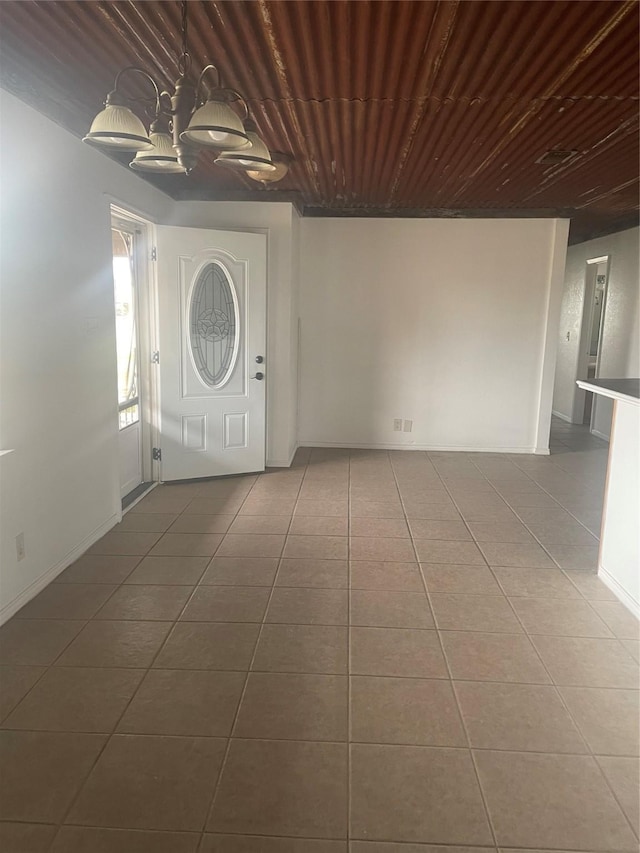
[180,99,250,149]
[215,130,276,171]
[129,132,186,173]
[83,103,152,151]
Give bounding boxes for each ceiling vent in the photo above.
[535,149,578,165]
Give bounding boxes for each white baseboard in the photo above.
[591,428,611,442]
[598,566,640,620]
[267,444,298,468]
[0,512,121,625]
[552,409,574,423]
[298,440,541,454]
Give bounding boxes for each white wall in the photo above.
[298,218,569,453]
[553,227,640,437]
[0,90,301,621]
[0,89,174,620]
[165,201,299,466]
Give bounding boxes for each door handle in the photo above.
[251,372,264,381]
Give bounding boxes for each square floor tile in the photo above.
[118,669,245,736]
[95,585,192,621]
[124,556,209,585]
[239,498,296,516]
[252,624,348,674]
[266,588,348,625]
[295,499,349,517]
[0,730,106,822]
[413,540,485,565]
[208,739,347,838]
[455,681,586,753]
[0,620,84,666]
[116,513,178,533]
[545,544,599,570]
[169,514,235,534]
[509,597,613,637]
[467,521,535,543]
[597,755,640,835]
[479,542,555,568]
[229,515,292,534]
[430,593,522,633]
[408,520,472,541]
[0,666,46,720]
[441,632,551,683]
[284,535,348,560]
[350,561,423,591]
[51,827,199,853]
[350,501,404,519]
[531,635,639,687]
[54,555,141,585]
[526,521,598,547]
[180,586,270,622]
[350,537,415,562]
[201,837,344,853]
[234,672,348,741]
[350,518,409,538]
[1,666,143,732]
[589,600,640,640]
[492,567,581,598]
[88,531,162,556]
[68,734,226,831]
[351,628,447,678]
[351,676,465,746]
[288,516,349,536]
[16,584,117,620]
[201,557,279,586]
[183,498,244,515]
[564,571,618,600]
[55,621,171,668]
[217,533,286,558]
[154,622,259,670]
[350,590,433,628]
[0,822,56,852]
[559,687,640,755]
[131,492,192,514]
[276,558,348,588]
[421,564,502,595]
[474,750,637,851]
[350,743,493,844]
[149,533,223,556]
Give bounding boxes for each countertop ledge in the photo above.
[577,378,640,406]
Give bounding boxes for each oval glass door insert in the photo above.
[189,262,238,387]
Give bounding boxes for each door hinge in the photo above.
[151,351,160,364]
[150,246,157,261]
[152,447,162,461]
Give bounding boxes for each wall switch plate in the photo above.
[393,419,403,431]
[403,419,413,432]
[16,532,25,561]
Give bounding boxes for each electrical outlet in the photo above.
[403,419,413,432]
[393,419,403,431]
[16,532,25,562]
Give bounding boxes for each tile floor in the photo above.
[1,419,639,852]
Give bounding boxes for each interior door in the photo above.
[156,226,266,481]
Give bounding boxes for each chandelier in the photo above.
[83,1,287,182]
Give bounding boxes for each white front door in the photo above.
[156,226,267,481]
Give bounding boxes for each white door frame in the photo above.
[110,204,160,489]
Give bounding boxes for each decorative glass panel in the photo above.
[112,228,140,430]
[189,262,237,387]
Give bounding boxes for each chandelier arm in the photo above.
[223,89,250,121]
[110,66,162,116]
[195,64,221,105]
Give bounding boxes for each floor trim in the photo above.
[122,481,156,512]
[591,428,611,442]
[552,409,574,423]
[0,512,121,625]
[298,441,543,454]
[598,566,640,620]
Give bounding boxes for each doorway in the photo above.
[111,209,155,502]
[576,255,610,434]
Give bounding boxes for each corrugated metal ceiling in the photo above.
[0,0,638,242]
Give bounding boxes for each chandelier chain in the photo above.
[178,0,192,76]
